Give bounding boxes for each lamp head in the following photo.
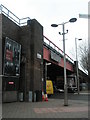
[69,18,77,23]
[78,38,82,40]
[46,63,51,66]
[51,24,58,27]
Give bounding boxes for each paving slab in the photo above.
[2,97,88,118]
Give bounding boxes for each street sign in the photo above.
[79,14,90,19]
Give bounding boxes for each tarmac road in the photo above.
[49,92,89,101]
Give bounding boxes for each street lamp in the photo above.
[45,62,51,94]
[51,18,77,106]
[75,38,82,94]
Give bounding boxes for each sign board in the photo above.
[79,14,90,19]
[3,37,21,76]
[8,82,14,85]
[51,51,61,62]
[37,53,41,59]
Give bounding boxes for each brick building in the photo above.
[0,12,43,102]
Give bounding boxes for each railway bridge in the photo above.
[0,4,88,103]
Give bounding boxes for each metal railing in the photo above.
[0,4,30,26]
[43,35,74,64]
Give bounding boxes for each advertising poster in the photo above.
[3,37,21,76]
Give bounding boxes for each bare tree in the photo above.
[88,40,90,79]
[78,41,89,73]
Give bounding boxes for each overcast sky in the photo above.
[0,0,89,61]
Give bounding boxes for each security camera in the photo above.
[66,30,68,33]
[59,32,61,35]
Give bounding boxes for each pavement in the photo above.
[1,91,89,119]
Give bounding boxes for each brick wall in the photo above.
[19,19,43,101]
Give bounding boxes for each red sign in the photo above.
[6,50,13,61]
[8,82,14,85]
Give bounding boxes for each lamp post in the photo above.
[45,62,51,94]
[51,18,77,106]
[75,38,82,94]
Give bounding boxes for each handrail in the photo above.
[43,35,74,64]
[0,4,30,26]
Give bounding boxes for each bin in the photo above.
[35,90,42,102]
[19,92,23,102]
[34,92,36,102]
[29,91,32,102]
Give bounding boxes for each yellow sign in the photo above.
[46,80,54,95]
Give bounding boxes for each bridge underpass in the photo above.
[43,36,88,93]
[43,36,75,91]
[44,60,74,89]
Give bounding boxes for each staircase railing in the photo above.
[0,4,30,26]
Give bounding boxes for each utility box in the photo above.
[35,90,42,102]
